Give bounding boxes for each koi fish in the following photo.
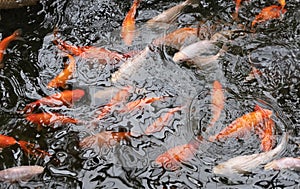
[145,106,182,135]
[0,0,38,9]
[209,80,225,127]
[265,157,300,171]
[147,0,198,26]
[0,134,50,158]
[53,34,124,64]
[22,89,85,114]
[118,96,165,113]
[121,0,141,46]
[260,118,275,152]
[172,40,222,67]
[79,131,131,149]
[210,105,273,141]
[278,0,286,8]
[251,5,287,28]
[244,66,263,82]
[152,27,200,50]
[47,54,76,89]
[96,86,131,120]
[0,165,44,182]
[155,141,198,170]
[213,132,288,175]
[0,29,24,68]
[26,112,79,127]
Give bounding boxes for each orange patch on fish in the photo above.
[118,96,165,113]
[260,118,275,152]
[47,54,76,89]
[121,0,141,46]
[0,134,18,148]
[155,142,198,170]
[211,105,272,141]
[251,5,287,28]
[23,89,85,114]
[0,29,24,68]
[26,112,79,126]
[209,80,225,127]
[145,106,182,135]
[97,86,132,120]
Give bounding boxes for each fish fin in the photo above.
[254,104,263,111]
[232,165,252,175]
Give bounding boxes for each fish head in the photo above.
[173,52,189,64]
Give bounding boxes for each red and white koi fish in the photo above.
[22,89,85,114]
[121,0,141,46]
[209,80,225,127]
[96,86,132,120]
[0,29,24,68]
[79,131,131,149]
[53,33,125,64]
[26,112,79,127]
[47,54,76,89]
[265,156,300,171]
[145,106,182,135]
[155,141,198,170]
[210,105,273,141]
[251,5,287,28]
[147,0,198,26]
[213,132,288,176]
[0,134,50,158]
[0,165,44,182]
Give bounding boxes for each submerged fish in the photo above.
[265,156,300,171]
[0,165,44,182]
[172,40,222,67]
[147,0,198,26]
[26,112,79,127]
[213,132,288,176]
[209,80,225,127]
[210,105,273,141]
[251,5,287,28]
[22,89,85,114]
[121,0,141,46]
[47,54,76,89]
[0,0,38,9]
[0,29,24,68]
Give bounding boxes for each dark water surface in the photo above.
[0,0,299,188]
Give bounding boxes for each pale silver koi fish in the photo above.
[147,0,198,26]
[213,132,289,176]
[0,165,44,182]
[265,156,300,171]
[0,0,39,9]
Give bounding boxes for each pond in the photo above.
[0,0,299,188]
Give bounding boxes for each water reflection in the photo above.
[0,0,299,188]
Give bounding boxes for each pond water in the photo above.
[0,0,299,188]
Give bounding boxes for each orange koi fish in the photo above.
[209,80,225,127]
[26,112,79,127]
[155,141,198,170]
[145,106,182,135]
[79,131,131,149]
[251,5,287,28]
[53,34,124,64]
[153,27,200,50]
[22,89,85,114]
[0,134,50,158]
[0,165,44,183]
[211,105,273,141]
[47,54,76,88]
[121,0,141,46]
[278,0,286,8]
[260,118,275,152]
[96,86,131,120]
[0,29,24,68]
[118,96,165,113]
